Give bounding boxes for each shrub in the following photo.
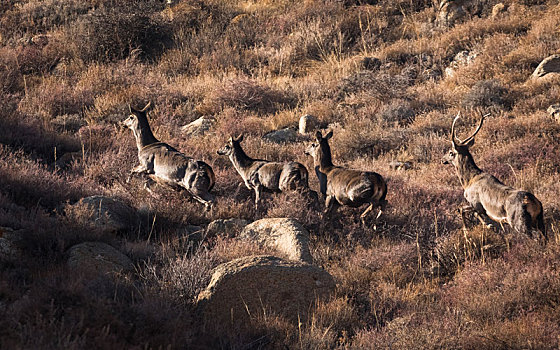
[72,3,171,63]
[462,79,511,112]
[204,78,294,114]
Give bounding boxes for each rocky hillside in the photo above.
[1,0,560,348]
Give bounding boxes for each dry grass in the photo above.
[1,0,560,348]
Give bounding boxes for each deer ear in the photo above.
[315,131,322,141]
[325,130,333,140]
[236,134,244,142]
[465,138,475,147]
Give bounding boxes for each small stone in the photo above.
[548,104,560,122]
[492,3,506,18]
[389,161,413,171]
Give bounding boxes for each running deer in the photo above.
[217,135,313,210]
[305,130,387,226]
[442,113,546,242]
[121,102,215,210]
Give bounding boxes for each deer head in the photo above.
[441,113,487,167]
[217,134,244,156]
[121,102,152,131]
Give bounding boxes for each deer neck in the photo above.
[455,153,482,188]
[132,125,159,151]
[230,144,254,173]
[317,145,334,172]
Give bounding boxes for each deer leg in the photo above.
[254,185,263,211]
[360,203,374,228]
[127,165,148,183]
[324,195,338,220]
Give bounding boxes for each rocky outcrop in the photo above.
[65,196,139,234]
[263,127,298,143]
[532,55,560,80]
[67,242,134,275]
[206,218,249,238]
[181,116,215,137]
[196,255,335,332]
[239,218,312,263]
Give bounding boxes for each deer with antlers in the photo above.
[217,135,314,210]
[305,130,387,227]
[121,102,215,210]
[442,113,546,242]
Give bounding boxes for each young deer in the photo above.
[305,130,387,226]
[442,113,546,242]
[217,135,312,210]
[121,102,215,210]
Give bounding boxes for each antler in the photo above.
[139,101,152,112]
[461,113,489,145]
[451,112,489,146]
[451,112,462,146]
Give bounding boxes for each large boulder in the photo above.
[532,54,560,80]
[181,116,215,137]
[67,241,134,275]
[65,196,139,233]
[196,255,335,332]
[239,218,312,264]
[206,218,249,238]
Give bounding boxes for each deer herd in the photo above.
[121,103,548,243]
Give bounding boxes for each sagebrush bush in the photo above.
[462,79,512,111]
[72,3,171,63]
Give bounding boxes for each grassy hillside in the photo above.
[1,0,560,348]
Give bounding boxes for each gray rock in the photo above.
[67,242,134,275]
[532,55,560,80]
[445,50,479,78]
[65,196,139,234]
[206,218,249,238]
[548,104,560,122]
[0,227,24,260]
[299,114,318,134]
[196,255,335,333]
[437,0,466,27]
[181,116,215,137]
[492,3,507,18]
[263,127,298,143]
[389,160,413,171]
[239,218,312,264]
